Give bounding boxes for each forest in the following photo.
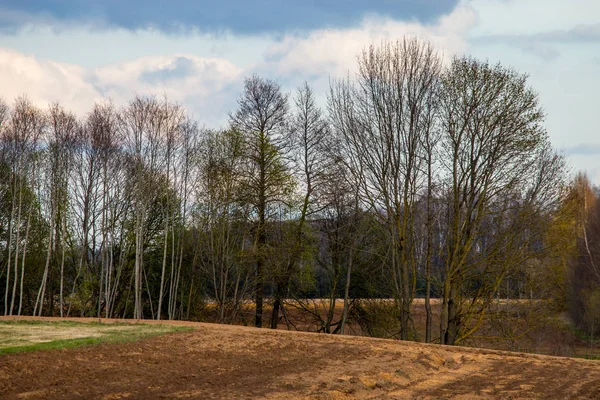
[1,38,599,348]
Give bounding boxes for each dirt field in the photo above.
[0,317,599,399]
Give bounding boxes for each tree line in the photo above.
[1,38,596,345]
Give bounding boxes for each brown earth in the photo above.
[0,316,599,399]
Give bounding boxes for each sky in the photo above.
[0,0,598,183]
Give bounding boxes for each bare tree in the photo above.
[329,38,442,339]
[119,95,160,319]
[84,101,122,318]
[3,97,45,316]
[155,99,185,320]
[47,103,78,317]
[167,117,198,320]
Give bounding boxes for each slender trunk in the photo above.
[158,211,169,320]
[34,202,56,317]
[158,152,171,320]
[340,255,353,335]
[172,242,184,320]
[169,216,177,320]
[255,255,264,328]
[326,288,337,333]
[18,204,33,316]
[424,164,434,343]
[186,277,194,320]
[254,200,265,328]
[99,172,109,319]
[440,278,450,345]
[4,216,12,315]
[4,167,17,315]
[424,266,433,343]
[143,264,154,318]
[97,243,103,319]
[168,226,177,320]
[168,222,181,320]
[9,177,24,315]
[106,235,115,319]
[103,189,112,319]
[134,212,143,319]
[400,263,410,340]
[60,210,67,318]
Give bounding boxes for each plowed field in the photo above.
[1,316,599,399]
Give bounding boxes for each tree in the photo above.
[270,82,329,329]
[568,174,600,336]
[119,95,164,319]
[329,38,442,339]
[230,75,294,328]
[37,103,78,317]
[437,56,560,345]
[84,101,122,318]
[154,98,185,321]
[195,128,251,323]
[3,97,45,316]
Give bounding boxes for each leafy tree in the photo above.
[437,57,563,345]
[230,75,295,327]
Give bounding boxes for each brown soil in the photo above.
[0,316,599,399]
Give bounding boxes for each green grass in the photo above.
[578,355,600,360]
[0,320,192,355]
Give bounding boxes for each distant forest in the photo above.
[1,38,599,346]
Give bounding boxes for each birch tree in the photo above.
[4,98,45,316]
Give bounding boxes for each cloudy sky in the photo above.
[0,0,598,183]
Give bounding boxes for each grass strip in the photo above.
[0,320,192,355]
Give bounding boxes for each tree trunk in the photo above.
[444,280,459,345]
[4,166,17,315]
[340,255,353,335]
[59,212,67,318]
[158,212,169,320]
[9,179,24,316]
[255,256,264,328]
[17,204,33,316]
[270,295,281,329]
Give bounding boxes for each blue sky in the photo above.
[0,0,459,34]
[0,0,598,183]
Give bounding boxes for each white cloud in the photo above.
[0,2,598,187]
[93,54,243,125]
[0,48,100,114]
[0,5,477,126]
[0,48,242,125]
[263,4,476,80]
[93,55,241,99]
